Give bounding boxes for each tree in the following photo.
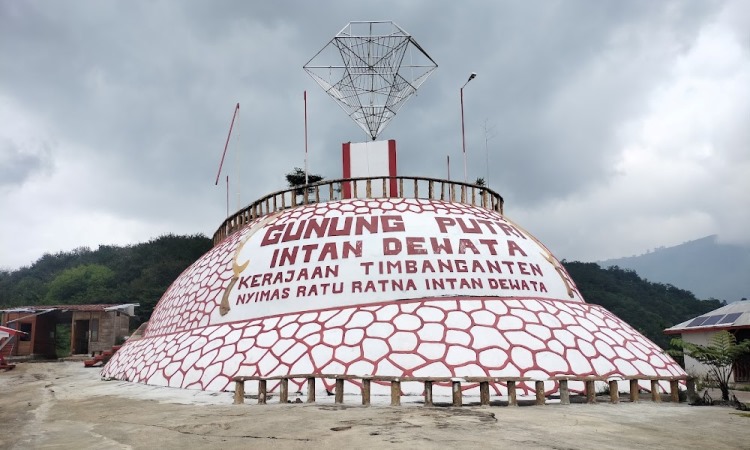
[564,262,723,349]
[285,167,324,196]
[669,330,750,401]
[44,264,116,304]
[474,177,485,187]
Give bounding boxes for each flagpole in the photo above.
[235,104,240,210]
[447,155,452,198]
[215,103,240,185]
[304,91,309,186]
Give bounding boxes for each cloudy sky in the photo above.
[1,0,749,270]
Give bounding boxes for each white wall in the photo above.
[343,140,395,198]
[681,331,739,383]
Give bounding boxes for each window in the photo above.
[91,318,99,342]
[19,322,32,341]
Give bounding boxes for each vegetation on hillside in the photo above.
[564,261,724,348]
[0,238,724,349]
[0,234,212,326]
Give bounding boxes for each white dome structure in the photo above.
[102,180,685,396]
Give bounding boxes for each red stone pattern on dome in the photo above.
[144,228,249,336]
[143,198,586,337]
[112,198,670,394]
[102,297,685,395]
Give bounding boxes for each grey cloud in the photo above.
[0,0,747,268]
[418,1,725,205]
[0,138,52,188]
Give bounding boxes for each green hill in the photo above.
[0,236,723,349]
[0,234,212,324]
[563,261,723,348]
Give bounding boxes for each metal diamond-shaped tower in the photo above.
[304,21,438,140]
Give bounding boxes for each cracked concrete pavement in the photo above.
[1,361,749,449]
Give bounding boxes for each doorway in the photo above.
[73,320,90,354]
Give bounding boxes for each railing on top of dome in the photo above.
[212,176,504,246]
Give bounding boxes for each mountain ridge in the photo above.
[599,235,750,303]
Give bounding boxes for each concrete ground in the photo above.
[1,361,749,449]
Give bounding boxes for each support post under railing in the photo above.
[258,379,267,405]
[585,380,596,404]
[362,377,371,406]
[630,379,639,403]
[651,380,661,403]
[535,380,545,405]
[507,380,518,406]
[669,379,680,402]
[234,379,245,405]
[391,379,401,406]
[609,380,619,404]
[559,379,570,405]
[335,378,344,404]
[452,379,462,407]
[479,381,490,406]
[307,377,315,403]
[279,378,288,404]
[424,380,434,407]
